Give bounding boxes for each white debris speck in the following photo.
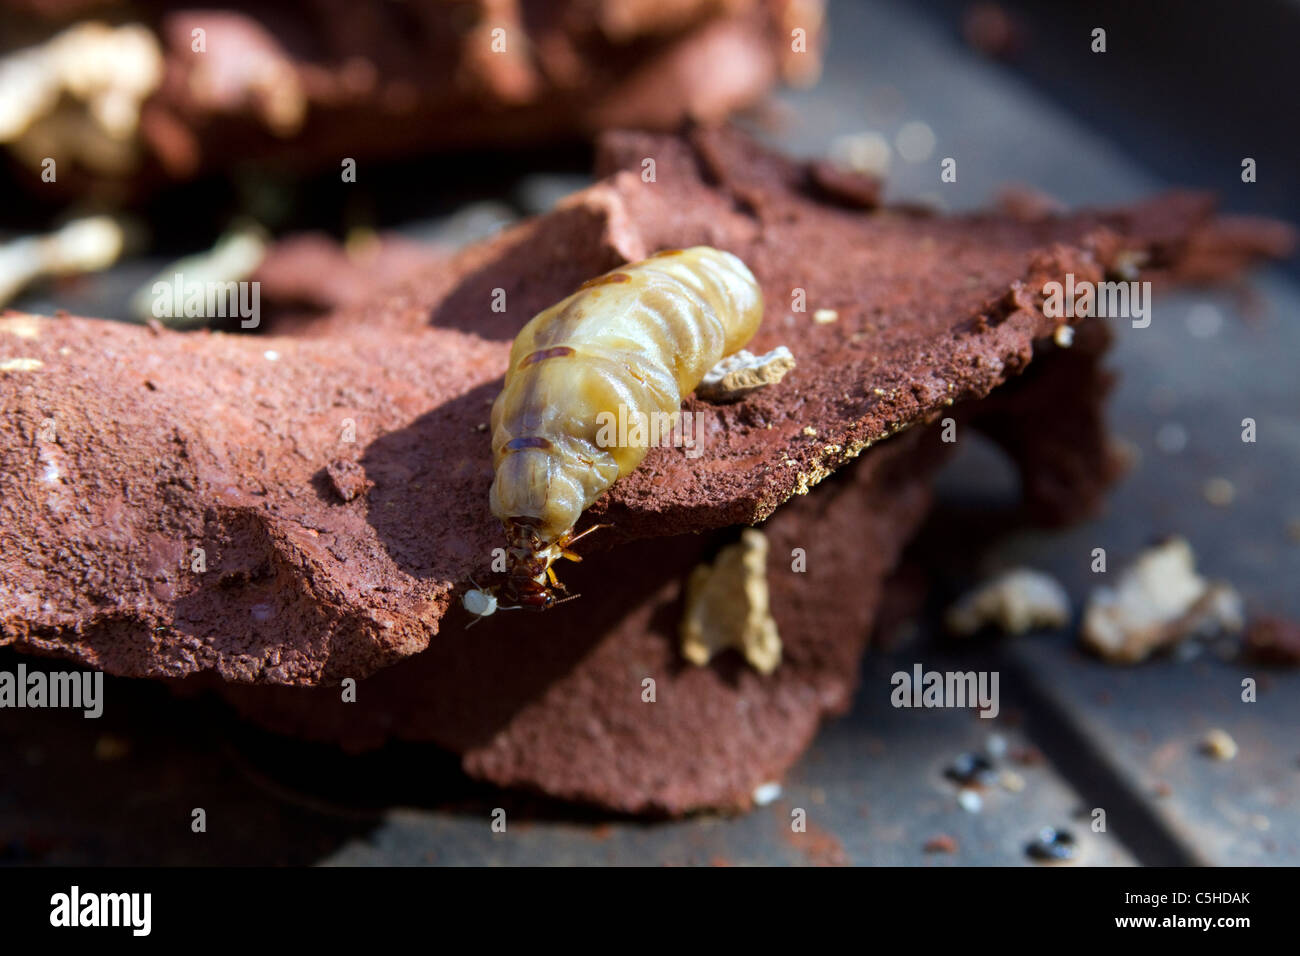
[986,733,1008,760]
[1081,537,1244,663]
[895,120,936,163]
[263,349,279,361]
[50,216,125,272]
[0,23,163,172]
[0,315,42,339]
[1155,422,1188,454]
[0,357,42,371]
[999,770,1026,793]
[752,782,782,806]
[829,131,891,178]
[1111,249,1147,281]
[1201,728,1237,761]
[696,346,795,402]
[957,789,983,813]
[1203,477,1235,507]
[1053,324,1075,348]
[128,223,268,325]
[945,568,1071,637]
[0,215,126,307]
[1186,304,1224,339]
[813,308,838,324]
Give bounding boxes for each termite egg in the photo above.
[462,588,498,618]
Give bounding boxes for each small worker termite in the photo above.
[461,580,577,627]
[480,246,764,611]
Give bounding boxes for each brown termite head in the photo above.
[488,246,763,610]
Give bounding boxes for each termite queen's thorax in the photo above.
[487,245,765,610]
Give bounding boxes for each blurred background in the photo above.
[2,0,1298,865]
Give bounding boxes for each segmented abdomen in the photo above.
[489,246,764,544]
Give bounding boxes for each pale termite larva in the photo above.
[484,246,764,611]
[462,588,497,618]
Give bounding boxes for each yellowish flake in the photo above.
[680,529,781,674]
[0,315,42,339]
[0,357,43,371]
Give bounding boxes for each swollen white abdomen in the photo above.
[489,246,764,544]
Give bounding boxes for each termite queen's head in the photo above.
[486,245,764,609]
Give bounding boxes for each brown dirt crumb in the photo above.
[324,458,373,503]
[785,820,850,867]
[1010,745,1046,767]
[93,734,131,761]
[808,160,881,209]
[923,834,959,854]
[1244,615,1300,666]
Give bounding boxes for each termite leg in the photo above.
[563,523,610,548]
[554,523,610,564]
